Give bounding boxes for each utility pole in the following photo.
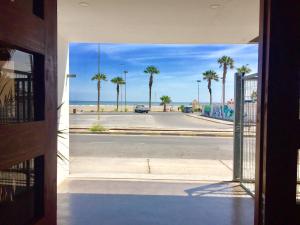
[98,43,100,74]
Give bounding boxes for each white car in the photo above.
[134,105,150,113]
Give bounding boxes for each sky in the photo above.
[69,43,258,103]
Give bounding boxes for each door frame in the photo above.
[0,1,57,225]
[255,0,300,224]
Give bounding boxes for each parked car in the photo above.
[183,106,193,113]
[134,105,150,113]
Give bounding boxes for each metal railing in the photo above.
[240,74,257,195]
[234,73,258,196]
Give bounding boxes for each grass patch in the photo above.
[89,124,107,132]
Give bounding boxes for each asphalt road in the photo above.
[70,112,232,130]
[70,134,233,160]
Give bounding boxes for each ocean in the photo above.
[70,100,193,106]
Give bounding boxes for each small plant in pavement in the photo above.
[90,124,107,132]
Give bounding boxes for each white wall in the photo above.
[57,34,70,185]
[58,0,259,44]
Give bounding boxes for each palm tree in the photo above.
[111,77,125,111]
[91,73,107,112]
[160,95,171,112]
[202,70,219,106]
[217,56,234,116]
[237,64,252,75]
[144,66,160,110]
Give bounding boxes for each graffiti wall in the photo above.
[202,103,235,121]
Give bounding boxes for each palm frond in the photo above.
[144,66,160,75]
[237,65,252,75]
[111,76,125,85]
[160,95,171,104]
[0,72,15,107]
[91,73,108,81]
[202,70,219,81]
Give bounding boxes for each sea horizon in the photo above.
[69,100,212,106]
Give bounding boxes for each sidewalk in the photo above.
[70,157,233,181]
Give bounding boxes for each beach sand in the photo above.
[69,104,182,113]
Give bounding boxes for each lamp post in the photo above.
[123,70,128,110]
[197,80,201,104]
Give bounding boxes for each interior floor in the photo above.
[58,179,254,225]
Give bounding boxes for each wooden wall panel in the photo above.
[255,0,300,225]
[0,2,45,55]
[0,122,47,170]
[0,1,57,225]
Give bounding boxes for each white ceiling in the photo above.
[58,0,259,44]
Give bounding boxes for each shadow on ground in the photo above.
[58,180,253,225]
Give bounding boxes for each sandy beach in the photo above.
[69,104,182,113]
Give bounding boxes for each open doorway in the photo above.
[1,0,299,225]
[67,43,258,182]
[57,43,258,225]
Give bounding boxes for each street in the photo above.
[70,134,233,180]
[71,134,233,159]
[70,112,232,130]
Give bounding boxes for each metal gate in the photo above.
[234,73,258,195]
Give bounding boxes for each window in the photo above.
[0,45,44,124]
[0,157,44,225]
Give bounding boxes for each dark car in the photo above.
[183,106,193,113]
[134,105,150,113]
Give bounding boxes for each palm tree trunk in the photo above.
[149,74,153,110]
[208,81,212,117]
[222,78,225,118]
[163,103,166,112]
[221,66,227,118]
[209,89,212,106]
[116,85,119,111]
[97,81,100,112]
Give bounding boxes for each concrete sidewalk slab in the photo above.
[70,157,233,181]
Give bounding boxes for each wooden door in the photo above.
[0,1,57,225]
[255,0,300,224]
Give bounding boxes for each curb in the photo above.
[69,129,235,137]
[70,127,233,132]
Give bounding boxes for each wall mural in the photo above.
[202,104,235,121]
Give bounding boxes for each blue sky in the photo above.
[69,43,258,103]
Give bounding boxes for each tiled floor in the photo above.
[58,179,254,225]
